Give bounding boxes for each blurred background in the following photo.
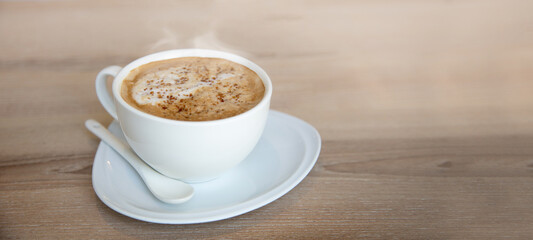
[2,0,532,140]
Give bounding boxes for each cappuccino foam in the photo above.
[121,57,265,121]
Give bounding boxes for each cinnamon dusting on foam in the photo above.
[121,57,265,121]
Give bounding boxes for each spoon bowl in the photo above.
[85,119,194,204]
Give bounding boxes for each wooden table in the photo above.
[2,0,533,239]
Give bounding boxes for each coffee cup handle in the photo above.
[95,66,122,120]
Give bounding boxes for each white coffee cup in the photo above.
[95,49,272,182]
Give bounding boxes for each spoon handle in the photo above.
[85,119,149,174]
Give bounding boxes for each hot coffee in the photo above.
[121,57,265,121]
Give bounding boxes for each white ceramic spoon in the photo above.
[85,119,194,204]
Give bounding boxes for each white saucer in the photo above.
[91,110,321,224]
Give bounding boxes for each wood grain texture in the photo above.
[2,0,533,239]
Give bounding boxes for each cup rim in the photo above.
[112,49,273,126]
